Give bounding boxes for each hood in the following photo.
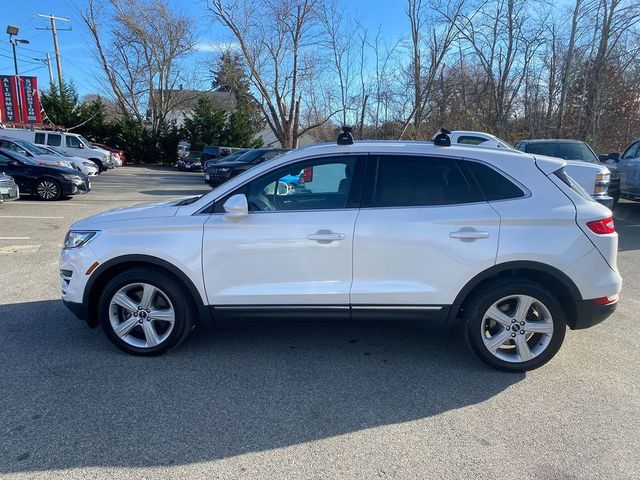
[71,197,185,228]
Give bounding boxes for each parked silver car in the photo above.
[0,172,19,203]
[618,139,640,200]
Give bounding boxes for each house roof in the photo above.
[151,89,237,112]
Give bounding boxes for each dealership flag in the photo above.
[0,75,43,124]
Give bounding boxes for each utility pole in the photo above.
[35,14,71,96]
[45,53,54,86]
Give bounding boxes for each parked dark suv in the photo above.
[514,139,620,205]
[0,148,90,200]
[204,148,289,187]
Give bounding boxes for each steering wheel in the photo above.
[250,193,275,211]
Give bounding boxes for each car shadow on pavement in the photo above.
[614,202,640,252]
[0,300,523,474]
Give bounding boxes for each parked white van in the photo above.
[0,127,114,173]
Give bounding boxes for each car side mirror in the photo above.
[608,152,620,163]
[78,144,85,149]
[598,154,610,162]
[223,194,248,220]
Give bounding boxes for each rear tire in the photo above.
[464,279,566,372]
[98,268,195,356]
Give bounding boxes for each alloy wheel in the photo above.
[108,283,175,349]
[37,180,59,200]
[480,294,554,363]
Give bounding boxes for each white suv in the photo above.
[59,132,621,371]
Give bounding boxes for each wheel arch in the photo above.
[83,254,210,328]
[448,261,583,329]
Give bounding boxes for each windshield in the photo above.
[235,150,267,163]
[78,135,94,148]
[14,140,49,155]
[0,148,39,165]
[527,142,598,163]
[49,147,72,157]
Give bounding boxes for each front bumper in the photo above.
[0,184,19,201]
[62,179,91,196]
[573,299,618,329]
[205,172,231,187]
[62,299,90,321]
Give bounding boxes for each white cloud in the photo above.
[194,41,240,53]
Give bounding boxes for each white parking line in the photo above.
[0,237,31,240]
[0,215,64,219]
[10,202,90,206]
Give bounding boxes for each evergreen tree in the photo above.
[212,50,261,126]
[181,96,227,150]
[221,110,263,148]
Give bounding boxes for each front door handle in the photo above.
[307,230,345,243]
[450,229,490,240]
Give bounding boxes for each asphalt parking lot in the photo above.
[1,165,639,479]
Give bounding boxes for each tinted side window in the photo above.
[47,134,62,146]
[621,142,640,160]
[464,161,525,201]
[457,136,488,145]
[372,156,482,207]
[35,133,46,144]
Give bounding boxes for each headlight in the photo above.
[103,153,109,160]
[82,161,95,167]
[64,230,98,249]
[217,167,231,173]
[594,172,610,195]
[62,173,83,182]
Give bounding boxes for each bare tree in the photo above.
[452,0,545,136]
[81,0,195,132]
[398,0,466,139]
[210,0,338,148]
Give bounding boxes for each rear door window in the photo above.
[368,155,483,207]
[34,133,46,144]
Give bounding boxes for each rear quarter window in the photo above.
[464,161,526,201]
[554,167,594,202]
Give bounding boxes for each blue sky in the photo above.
[0,0,407,97]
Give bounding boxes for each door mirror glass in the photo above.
[598,154,610,162]
[608,152,620,162]
[223,194,249,219]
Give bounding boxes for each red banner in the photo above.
[0,75,42,124]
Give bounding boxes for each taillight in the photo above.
[586,217,615,235]
[303,167,313,182]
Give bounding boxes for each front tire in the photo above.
[36,178,62,201]
[98,268,194,356]
[464,279,566,372]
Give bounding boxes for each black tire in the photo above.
[89,159,104,173]
[464,278,566,372]
[35,178,62,201]
[98,267,195,356]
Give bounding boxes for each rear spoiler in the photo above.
[532,154,567,175]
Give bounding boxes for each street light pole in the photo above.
[9,39,22,124]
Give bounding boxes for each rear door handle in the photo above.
[307,230,345,243]
[450,230,490,240]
